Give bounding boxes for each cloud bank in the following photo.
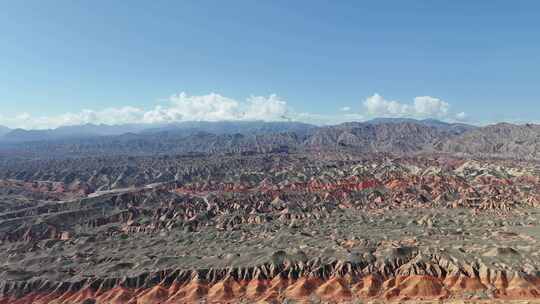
[362,93,466,121]
[0,92,468,129]
[0,93,291,129]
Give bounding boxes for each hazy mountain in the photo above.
[140,121,316,136]
[0,121,317,143]
[366,118,476,135]
[4,119,540,160]
[0,120,465,158]
[305,121,453,153]
[436,122,540,159]
[0,123,153,142]
[0,125,10,137]
[366,117,429,124]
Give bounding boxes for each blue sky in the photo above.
[1,1,539,128]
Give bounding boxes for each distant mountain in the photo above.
[0,121,316,143]
[0,125,10,137]
[5,119,540,160]
[436,123,540,159]
[0,120,464,158]
[54,123,152,136]
[366,117,427,124]
[366,118,476,135]
[305,121,454,154]
[1,123,160,142]
[140,121,316,137]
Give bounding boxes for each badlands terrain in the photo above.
[2,120,540,303]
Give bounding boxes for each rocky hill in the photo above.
[2,155,540,303]
[0,120,476,158]
[6,120,540,162]
[4,120,540,302]
[436,123,540,159]
[305,121,455,153]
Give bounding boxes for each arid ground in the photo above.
[2,121,540,303]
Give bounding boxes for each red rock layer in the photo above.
[3,262,540,303]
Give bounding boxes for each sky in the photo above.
[0,1,539,129]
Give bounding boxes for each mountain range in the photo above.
[0,121,316,143]
[2,119,540,159]
[0,125,10,137]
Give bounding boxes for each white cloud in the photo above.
[16,113,31,120]
[142,105,183,124]
[413,96,449,117]
[0,92,470,129]
[455,112,467,121]
[363,93,454,119]
[244,94,289,120]
[166,92,241,121]
[1,107,149,129]
[364,94,409,116]
[0,93,293,129]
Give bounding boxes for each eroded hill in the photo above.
[2,152,540,303]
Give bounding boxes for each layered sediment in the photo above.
[2,155,540,303]
[3,249,540,303]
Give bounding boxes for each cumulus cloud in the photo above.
[363,93,457,119]
[413,96,450,117]
[364,94,409,116]
[0,92,469,129]
[455,112,468,121]
[165,92,241,121]
[1,107,150,129]
[244,94,288,120]
[0,93,292,129]
[151,93,290,123]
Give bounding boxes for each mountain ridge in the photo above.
[0,119,468,143]
[0,121,317,143]
[0,125,10,137]
[4,119,540,159]
[0,119,540,158]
